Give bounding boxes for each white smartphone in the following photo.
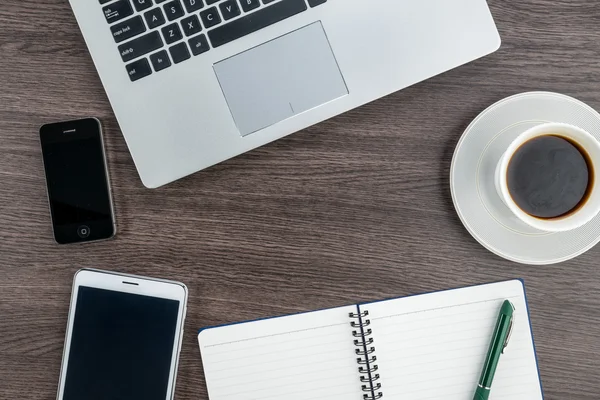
[56,269,188,400]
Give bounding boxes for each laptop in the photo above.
[70,0,500,188]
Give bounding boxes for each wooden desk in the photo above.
[1,1,599,398]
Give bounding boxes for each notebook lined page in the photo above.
[364,280,543,400]
[198,305,363,400]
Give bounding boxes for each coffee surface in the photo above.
[507,135,591,219]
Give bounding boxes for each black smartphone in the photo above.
[39,118,116,244]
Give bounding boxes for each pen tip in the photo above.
[501,300,515,315]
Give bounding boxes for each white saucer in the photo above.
[450,92,600,265]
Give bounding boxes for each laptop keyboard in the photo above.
[100,0,327,82]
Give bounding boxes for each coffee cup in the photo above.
[495,122,600,232]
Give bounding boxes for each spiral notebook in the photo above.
[197,280,544,400]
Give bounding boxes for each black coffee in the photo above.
[506,135,593,219]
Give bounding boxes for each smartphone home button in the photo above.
[77,225,91,238]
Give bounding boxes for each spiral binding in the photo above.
[349,310,383,399]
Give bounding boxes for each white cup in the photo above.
[495,122,600,232]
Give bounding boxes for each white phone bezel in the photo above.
[56,269,188,400]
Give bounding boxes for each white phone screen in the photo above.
[61,286,180,400]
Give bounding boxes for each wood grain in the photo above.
[1,1,600,399]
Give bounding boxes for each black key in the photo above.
[181,15,202,36]
[182,0,204,12]
[219,0,240,20]
[239,0,260,12]
[189,34,210,55]
[163,0,185,21]
[132,0,153,12]
[100,0,112,4]
[150,50,172,71]
[161,23,183,44]
[110,16,146,43]
[205,0,220,4]
[103,0,133,24]
[200,7,221,28]
[126,58,152,81]
[307,0,326,6]
[118,31,163,62]
[208,0,306,48]
[169,42,191,63]
[155,0,169,3]
[262,0,276,3]
[144,8,166,28]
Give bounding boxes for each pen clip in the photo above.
[502,302,516,354]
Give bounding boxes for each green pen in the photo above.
[473,300,515,400]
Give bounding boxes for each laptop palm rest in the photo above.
[214,22,348,137]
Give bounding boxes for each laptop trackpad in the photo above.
[214,22,348,136]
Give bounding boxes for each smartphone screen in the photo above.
[39,118,115,244]
[62,286,180,400]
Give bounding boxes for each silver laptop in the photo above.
[70,0,500,188]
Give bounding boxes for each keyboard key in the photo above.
[126,58,152,81]
[100,0,112,4]
[307,0,326,6]
[132,0,153,12]
[169,42,191,63]
[182,0,204,12]
[208,0,306,48]
[200,7,221,28]
[205,0,220,4]
[118,31,163,62]
[262,0,277,3]
[239,0,260,12]
[162,23,183,44]
[189,34,210,55]
[111,16,146,43]
[103,0,133,24]
[144,7,166,28]
[150,50,172,71]
[181,15,202,36]
[156,0,169,3]
[219,0,240,20]
[163,0,185,21]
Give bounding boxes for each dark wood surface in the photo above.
[1,1,600,399]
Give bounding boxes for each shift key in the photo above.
[118,31,163,62]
